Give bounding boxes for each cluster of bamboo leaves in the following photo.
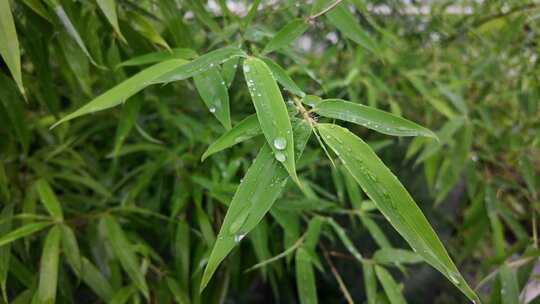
[0,0,539,303]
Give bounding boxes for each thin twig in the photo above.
[322,245,354,304]
[308,0,344,21]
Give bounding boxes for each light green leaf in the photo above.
[128,12,170,49]
[0,222,52,247]
[109,285,137,304]
[0,205,13,302]
[95,0,126,43]
[37,225,61,304]
[200,120,312,291]
[362,262,377,304]
[0,0,24,95]
[194,67,231,129]
[373,248,423,265]
[35,179,63,220]
[317,123,479,303]
[51,59,188,128]
[261,57,305,97]
[296,247,318,304]
[315,99,437,138]
[326,218,363,263]
[61,224,81,277]
[263,18,309,54]
[202,114,261,161]
[116,48,197,69]
[153,46,247,83]
[102,215,149,299]
[243,57,300,185]
[499,264,519,304]
[80,257,114,302]
[375,265,407,304]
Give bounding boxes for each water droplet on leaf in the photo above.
[273,137,287,150]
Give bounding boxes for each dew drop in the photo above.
[209,107,216,113]
[234,234,245,243]
[275,151,286,162]
[273,137,287,150]
[243,65,250,73]
[449,273,460,285]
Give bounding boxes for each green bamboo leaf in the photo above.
[21,0,53,22]
[35,179,63,220]
[243,57,300,185]
[362,262,377,304]
[317,123,480,303]
[194,67,231,129]
[373,248,423,265]
[102,215,149,299]
[296,247,318,304]
[116,48,197,69]
[0,205,13,302]
[327,218,363,263]
[375,265,407,304]
[128,12,170,49]
[109,285,137,304]
[499,264,519,304]
[0,0,25,95]
[322,1,376,53]
[263,18,309,54]
[0,74,30,153]
[315,99,437,138]
[37,225,61,304]
[46,1,101,66]
[153,46,247,84]
[95,0,126,43]
[261,57,305,97]
[0,222,52,247]
[200,120,312,291]
[51,59,188,128]
[80,257,114,301]
[61,224,81,277]
[222,57,239,87]
[202,114,261,161]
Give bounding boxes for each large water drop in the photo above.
[273,137,287,150]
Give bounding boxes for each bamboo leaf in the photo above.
[263,18,309,54]
[153,46,247,83]
[261,57,305,97]
[200,120,312,291]
[202,114,261,161]
[61,224,81,277]
[243,57,300,185]
[35,179,63,220]
[373,248,423,265]
[128,12,170,49]
[375,265,407,304]
[95,0,126,43]
[315,99,437,138]
[51,59,188,128]
[194,67,231,129]
[102,215,149,299]
[317,123,480,303]
[116,48,197,69]
[296,247,318,304]
[362,262,377,304]
[499,264,519,304]
[0,222,52,247]
[36,225,61,304]
[0,205,13,302]
[0,0,24,95]
[80,257,114,302]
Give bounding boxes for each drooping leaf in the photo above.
[263,18,309,54]
[36,225,61,304]
[0,0,24,95]
[362,262,377,304]
[115,48,197,68]
[317,123,479,303]
[314,99,437,138]
[35,179,63,220]
[0,205,13,302]
[0,222,52,247]
[373,248,423,265]
[61,224,81,277]
[102,215,149,299]
[95,0,126,43]
[375,265,407,304]
[261,57,305,97]
[499,264,519,304]
[80,257,114,302]
[51,59,188,128]
[128,11,170,49]
[202,114,261,161]
[194,67,231,129]
[296,247,318,304]
[243,57,300,184]
[200,120,312,291]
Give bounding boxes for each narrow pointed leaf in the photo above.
[373,248,423,265]
[263,18,309,54]
[261,57,305,97]
[96,0,126,42]
[128,12,170,49]
[80,257,114,301]
[315,99,437,138]
[499,265,519,304]
[116,48,197,68]
[35,179,63,220]
[243,57,299,184]
[296,247,318,304]
[317,123,479,303]
[0,0,24,95]
[200,120,311,291]
[51,59,188,128]
[362,262,377,304]
[202,114,261,161]
[375,266,406,304]
[102,215,149,299]
[194,67,231,129]
[0,205,13,302]
[153,46,247,83]
[0,222,52,247]
[37,225,61,304]
[61,224,81,277]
